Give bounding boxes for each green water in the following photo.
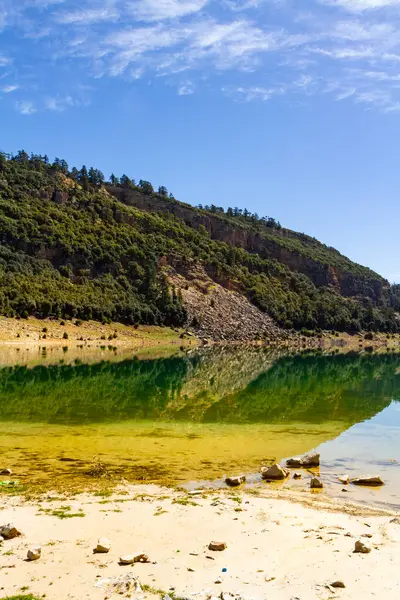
[0,346,399,507]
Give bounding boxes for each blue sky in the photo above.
[1,0,400,282]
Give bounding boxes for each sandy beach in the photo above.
[1,484,399,600]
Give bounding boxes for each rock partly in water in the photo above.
[310,477,323,489]
[27,546,41,561]
[351,476,384,487]
[208,541,227,551]
[261,464,289,480]
[0,524,21,540]
[96,537,111,553]
[286,453,320,468]
[0,468,12,476]
[225,475,246,487]
[354,540,371,554]
[293,472,302,480]
[339,476,350,485]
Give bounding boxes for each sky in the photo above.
[1,0,400,282]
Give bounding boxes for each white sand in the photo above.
[1,485,399,600]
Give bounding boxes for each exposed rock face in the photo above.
[286,453,320,468]
[351,476,384,487]
[225,475,246,487]
[107,186,387,301]
[261,464,290,480]
[168,264,286,342]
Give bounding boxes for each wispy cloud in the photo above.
[1,84,19,93]
[3,0,400,113]
[15,100,36,115]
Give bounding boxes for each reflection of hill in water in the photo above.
[0,349,399,427]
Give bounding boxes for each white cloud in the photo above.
[320,0,400,11]
[15,100,36,115]
[127,0,208,22]
[2,0,400,114]
[1,84,19,92]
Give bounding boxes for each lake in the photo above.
[0,345,399,508]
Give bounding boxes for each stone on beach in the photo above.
[354,540,371,554]
[225,475,246,487]
[0,468,12,476]
[351,476,384,487]
[27,546,41,561]
[0,523,21,539]
[339,476,350,485]
[208,541,227,551]
[119,553,149,565]
[96,537,111,553]
[310,477,323,489]
[293,472,302,479]
[261,464,289,480]
[331,581,346,588]
[286,453,320,468]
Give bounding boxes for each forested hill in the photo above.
[0,149,399,335]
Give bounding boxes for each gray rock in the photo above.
[286,453,320,468]
[261,464,289,480]
[0,523,21,539]
[351,476,384,487]
[225,475,246,487]
[27,546,41,561]
[310,477,323,489]
[354,540,371,554]
[96,537,111,553]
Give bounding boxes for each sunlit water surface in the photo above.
[0,345,399,508]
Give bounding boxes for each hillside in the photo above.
[0,149,399,336]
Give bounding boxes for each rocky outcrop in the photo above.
[107,186,387,301]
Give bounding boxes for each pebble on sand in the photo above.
[0,523,21,540]
[27,546,42,561]
[354,540,371,554]
[331,581,346,588]
[96,537,111,553]
[208,541,227,551]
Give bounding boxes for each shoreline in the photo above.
[1,484,399,600]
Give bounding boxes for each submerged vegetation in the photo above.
[0,149,399,331]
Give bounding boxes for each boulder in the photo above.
[225,475,246,487]
[286,453,320,468]
[351,476,384,487]
[310,477,323,489]
[0,523,21,539]
[27,546,41,561]
[0,468,12,476]
[354,540,371,554]
[96,537,111,553]
[208,541,227,551]
[261,464,289,480]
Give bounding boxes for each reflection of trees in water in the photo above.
[0,350,399,425]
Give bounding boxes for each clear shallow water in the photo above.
[0,346,399,507]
